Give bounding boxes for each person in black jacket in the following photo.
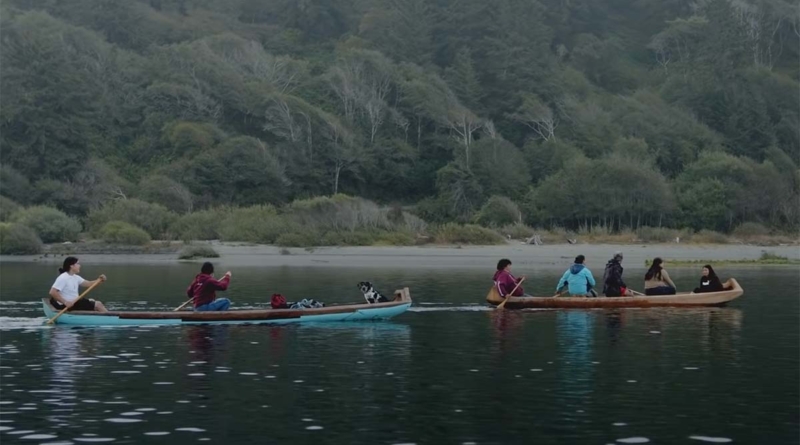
[603,252,634,297]
[693,264,724,293]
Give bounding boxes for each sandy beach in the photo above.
[3,242,798,269]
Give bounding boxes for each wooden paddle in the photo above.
[47,280,102,325]
[631,289,645,296]
[174,298,193,311]
[497,277,525,310]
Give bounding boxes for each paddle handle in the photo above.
[174,298,193,311]
[497,277,525,309]
[47,280,102,324]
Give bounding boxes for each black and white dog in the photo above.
[358,281,390,304]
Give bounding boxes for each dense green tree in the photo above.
[0,0,796,233]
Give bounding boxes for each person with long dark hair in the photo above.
[644,257,677,295]
[492,259,525,297]
[693,265,724,293]
[48,257,108,312]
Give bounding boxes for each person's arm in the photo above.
[80,275,107,288]
[501,273,515,296]
[662,269,676,288]
[586,269,596,287]
[556,271,569,292]
[49,275,72,308]
[210,272,232,291]
[617,265,627,288]
[49,287,71,308]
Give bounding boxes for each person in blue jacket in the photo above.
[555,255,597,297]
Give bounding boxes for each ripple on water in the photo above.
[613,422,627,426]
[104,418,142,423]
[188,373,205,377]
[305,426,323,431]
[688,436,732,443]
[144,432,170,436]
[110,371,140,375]
[8,430,35,435]
[0,426,14,431]
[135,408,156,412]
[120,412,143,416]
[73,438,116,443]
[175,428,205,433]
[617,438,649,444]
[153,382,174,385]
[20,434,57,440]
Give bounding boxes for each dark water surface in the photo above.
[0,263,797,444]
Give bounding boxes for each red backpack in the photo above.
[271,293,288,309]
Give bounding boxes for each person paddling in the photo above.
[493,259,525,297]
[603,252,633,297]
[186,262,232,311]
[49,257,108,312]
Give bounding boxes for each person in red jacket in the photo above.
[186,262,232,311]
[492,258,525,297]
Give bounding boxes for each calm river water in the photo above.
[0,262,797,444]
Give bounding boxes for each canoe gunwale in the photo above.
[486,279,743,309]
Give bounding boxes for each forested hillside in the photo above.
[1,0,798,241]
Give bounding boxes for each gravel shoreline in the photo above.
[3,242,798,269]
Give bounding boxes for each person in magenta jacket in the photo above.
[492,258,525,297]
[186,262,232,311]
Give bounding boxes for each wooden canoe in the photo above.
[42,288,412,326]
[486,279,743,309]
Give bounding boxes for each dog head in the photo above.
[357,281,374,295]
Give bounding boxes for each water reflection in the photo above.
[604,310,626,344]
[43,328,84,426]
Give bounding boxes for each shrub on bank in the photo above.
[475,196,521,227]
[374,231,416,246]
[432,223,505,245]
[88,199,176,239]
[732,222,770,238]
[0,223,43,254]
[691,229,730,244]
[0,196,22,222]
[288,195,390,232]
[170,208,229,241]
[498,223,536,240]
[11,206,82,243]
[99,221,151,245]
[178,244,220,259]
[636,226,685,243]
[218,205,291,244]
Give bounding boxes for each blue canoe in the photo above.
[42,288,412,326]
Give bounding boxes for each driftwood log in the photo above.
[525,234,543,245]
